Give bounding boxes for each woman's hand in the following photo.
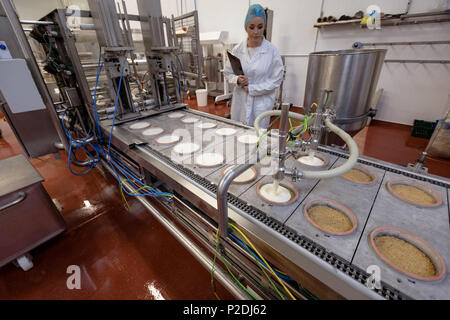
[237,75,248,87]
[243,86,249,93]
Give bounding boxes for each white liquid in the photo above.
[224,166,256,183]
[142,127,164,136]
[173,142,200,154]
[195,152,224,167]
[259,182,292,203]
[196,122,217,129]
[168,112,185,119]
[182,117,199,124]
[237,134,258,144]
[298,154,325,166]
[129,121,150,130]
[156,135,180,144]
[273,179,280,193]
[216,127,237,136]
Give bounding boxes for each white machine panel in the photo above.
[0,58,46,113]
[0,41,13,59]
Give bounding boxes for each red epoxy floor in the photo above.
[0,97,449,300]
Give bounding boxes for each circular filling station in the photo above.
[195,152,224,167]
[257,178,299,205]
[369,227,445,281]
[223,165,257,184]
[181,117,200,124]
[195,122,217,130]
[340,165,377,184]
[142,127,164,137]
[167,112,185,119]
[386,179,442,207]
[296,152,328,167]
[303,199,357,235]
[129,121,151,130]
[237,134,259,145]
[215,127,238,136]
[156,134,181,145]
[173,142,200,155]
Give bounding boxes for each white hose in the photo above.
[302,118,359,179]
[254,110,305,137]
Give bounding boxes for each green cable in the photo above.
[257,116,280,148]
[212,229,258,300]
[230,227,285,300]
[210,230,220,295]
[36,157,86,172]
[220,255,259,300]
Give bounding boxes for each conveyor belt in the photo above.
[111,109,450,300]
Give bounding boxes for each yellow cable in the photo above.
[119,179,131,210]
[229,223,296,300]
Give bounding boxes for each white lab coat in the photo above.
[224,38,284,128]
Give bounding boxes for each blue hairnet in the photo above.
[244,4,266,29]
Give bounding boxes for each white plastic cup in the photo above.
[195,89,208,107]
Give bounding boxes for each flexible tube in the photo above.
[302,118,359,179]
[254,110,305,136]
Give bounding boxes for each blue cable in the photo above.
[229,233,293,281]
[171,61,182,100]
[61,109,99,176]
[175,54,187,97]
[94,144,174,201]
[93,48,104,142]
[108,61,126,157]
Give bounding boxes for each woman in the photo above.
[224,4,284,129]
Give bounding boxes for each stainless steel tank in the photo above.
[303,49,386,144]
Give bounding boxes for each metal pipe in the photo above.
[20,19,54,25]
[309,90,328,151]
[384,59,450,64]
[274,103,290,182]
[217,163,254,240]
[103,162,250,299]
[359,40,450,46]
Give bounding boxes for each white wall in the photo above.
[159,0,450,125]
[13,0,450,125]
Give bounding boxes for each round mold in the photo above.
[155,134,182,145]
[296,152,329,167]
[181,117,200,124]
[195,122,217,130]
[215,127,238,136]
[167,112,185,119]
[129,121,151,130]
[340,164,377,185]
[222,165,257,184]
[173,142,201,155]
[303,198,357,236]
[369,227,446,281]
[256,178,299,206]
[194,152,225,167]
[142,127,164,137]
[386,179,443,208]
[237,134,259,145]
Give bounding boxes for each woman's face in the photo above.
[246,16,265,41]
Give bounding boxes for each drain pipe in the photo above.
[101,161,250,300]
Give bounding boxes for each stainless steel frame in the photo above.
[0,0,64,157]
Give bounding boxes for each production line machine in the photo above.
[1,0,450,300]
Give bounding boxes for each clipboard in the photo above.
[227,50,244,76]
